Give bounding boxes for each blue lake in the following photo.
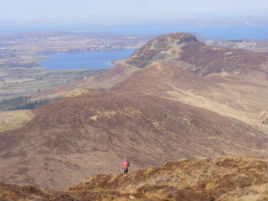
[39,49,136,70]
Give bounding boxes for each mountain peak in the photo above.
[157,32,198,43]
[126,32,202,68]
[126,32,267,78]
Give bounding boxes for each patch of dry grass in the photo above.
[0,182,46,201]
[64,89,90,97]
[166,78,268,133]
[0,110,35,133]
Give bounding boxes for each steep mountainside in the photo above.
[0,92,266,189]
[127,33,267,77]
[112,33,268,129]
[1,157,267,201]
[112,61,268,130]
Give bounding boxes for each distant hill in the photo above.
[34,33,268,129]
[203,39,268,53]
[112,33,268,129]
[0,157,267,201]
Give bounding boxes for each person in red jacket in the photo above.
[123,157,129,174]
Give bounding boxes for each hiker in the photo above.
[123,157,130,174]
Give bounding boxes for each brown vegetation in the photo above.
[112,33,268,130]
[0,157,267,201]
[68,157,268,201]
[0,91,266,190]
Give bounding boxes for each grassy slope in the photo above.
[0,110,34,133]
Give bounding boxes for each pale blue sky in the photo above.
[0,0,267,25]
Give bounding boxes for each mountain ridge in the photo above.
[31,32,267,104]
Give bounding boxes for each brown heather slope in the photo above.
[0,91,267,190]
[111,33,268,130]
[127,33,267,77]
[32,33,267,130]
[67,157,268,201]
[112,61,268,130]
[0,157,267,201]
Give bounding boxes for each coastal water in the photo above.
[2,25,267,39]
[38,25,267,71]
[99,26,268,40]
[87,25,268,39]
[39,49,136,70]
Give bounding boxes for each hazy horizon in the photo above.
[0,0,267,32]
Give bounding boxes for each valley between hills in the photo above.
[0,32,267,201]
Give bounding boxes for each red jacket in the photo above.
[123,159,128,168]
